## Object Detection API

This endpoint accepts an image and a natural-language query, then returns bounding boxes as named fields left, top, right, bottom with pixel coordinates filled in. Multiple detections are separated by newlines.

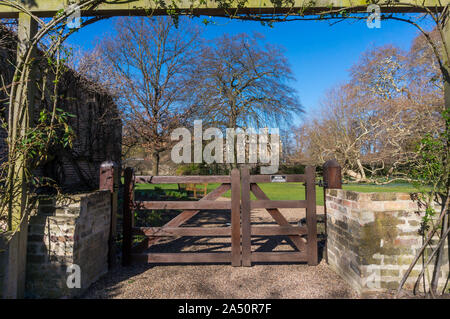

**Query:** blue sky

left=66, top=16, right=429, bottom=126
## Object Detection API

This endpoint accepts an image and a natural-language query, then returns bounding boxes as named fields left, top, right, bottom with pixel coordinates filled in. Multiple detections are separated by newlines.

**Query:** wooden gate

left=122, top=166, right=318, bottom=266
left=122, top=168, right=241, bottom=266
left=240, top=166, right=317, bottom=266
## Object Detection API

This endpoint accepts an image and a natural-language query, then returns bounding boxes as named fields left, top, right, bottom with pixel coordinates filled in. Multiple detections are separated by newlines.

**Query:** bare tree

left=191, top=32, right=302, bottom=131
left=80, top=17, right=201, bottom=175
left=292, top=39, right=443, bottom=183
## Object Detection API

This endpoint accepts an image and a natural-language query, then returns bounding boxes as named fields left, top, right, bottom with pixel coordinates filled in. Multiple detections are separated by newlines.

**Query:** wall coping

left=37, top=190, right=110, bottom=207
left=327, top=189, right=414, bottom=202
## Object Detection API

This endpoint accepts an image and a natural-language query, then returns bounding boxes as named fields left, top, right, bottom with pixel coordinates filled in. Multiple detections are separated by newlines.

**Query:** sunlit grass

left=133, top=181, right=419, bottom=206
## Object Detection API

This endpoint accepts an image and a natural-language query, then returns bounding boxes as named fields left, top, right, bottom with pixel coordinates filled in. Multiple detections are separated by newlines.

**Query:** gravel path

left=83, top=199, right=357, bottom=299
left=83, top=261, right=357, bottom=299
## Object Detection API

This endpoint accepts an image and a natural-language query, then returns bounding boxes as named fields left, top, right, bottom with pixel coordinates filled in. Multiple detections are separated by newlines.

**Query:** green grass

left=134, top=182, right=419, bottom=206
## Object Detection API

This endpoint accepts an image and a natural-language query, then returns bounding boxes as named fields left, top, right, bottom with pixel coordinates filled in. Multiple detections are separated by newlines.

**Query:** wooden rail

left=249, top=175, right=306, bottom=183
left=251, top=226, right=307, bottom=236
left=250, top=200, right=307, bottom=209
left=135, top=200, right=231, bottom=210
left=134, top=226, right=232, bottom=237
left=135, top=175, right=231, bottom=184
left=1, top=1, right=441, bottom=19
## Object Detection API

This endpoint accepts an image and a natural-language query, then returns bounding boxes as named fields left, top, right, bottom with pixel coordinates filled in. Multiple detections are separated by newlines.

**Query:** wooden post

left=443, top=11, right=450, bottom=114
left=241, top=166, right=251, bottom=267
left=122, top=167, right=134, bottom=266
left=231, top=168, right=241, bottom=266
left=305, top=166, right=318, bottom=266
left=322, top=159, right=342, bottom=264
left=7, top=13, right=37, bottom=230
left=99, top=161, right=119, bottom=268
left=323, top=159, right=342, bottom=189
left=7, top=13, right=38, bottom=298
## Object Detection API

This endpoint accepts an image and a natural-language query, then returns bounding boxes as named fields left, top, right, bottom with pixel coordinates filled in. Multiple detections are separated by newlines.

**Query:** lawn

left=134, top=182, right=418, bottom=206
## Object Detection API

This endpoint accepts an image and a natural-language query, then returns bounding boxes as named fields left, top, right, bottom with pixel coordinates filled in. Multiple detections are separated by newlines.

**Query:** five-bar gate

left=122, top=166, right=318, bottom=266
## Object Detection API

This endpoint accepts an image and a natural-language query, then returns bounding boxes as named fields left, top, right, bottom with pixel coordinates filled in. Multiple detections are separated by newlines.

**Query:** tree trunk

left=229, top=117, right=238, bottom=169
left=356, top=159, right=367, bottom=181
left=345, top=169, right=361, bottom=181
left=152, top=151, right=160, bottom=176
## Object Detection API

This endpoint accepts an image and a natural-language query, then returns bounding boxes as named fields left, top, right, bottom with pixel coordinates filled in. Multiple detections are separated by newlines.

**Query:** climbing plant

left=396, top=109, right=450, bottom=296
left=0, top=0, right=109, bottom=234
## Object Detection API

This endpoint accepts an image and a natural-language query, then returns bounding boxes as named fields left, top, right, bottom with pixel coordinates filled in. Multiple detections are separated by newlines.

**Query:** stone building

left=0, top=23, right=122, bottom=298
left=0, top=24, right=122, bottom=191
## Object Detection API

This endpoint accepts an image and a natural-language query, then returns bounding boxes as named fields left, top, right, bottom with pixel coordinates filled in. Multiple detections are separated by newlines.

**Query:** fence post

left=122, top=167, right=134, bottom=266
left=240, top=166, right=251, bottom=267
left=99, top=161, right=119, bottom=268
left=306, top=166, right=318, bottom=266
left=231, top=168, right=242, bottom=267
left=323, top=159, right=342, bottom=189
left=322, top=159, right=342, bottom=264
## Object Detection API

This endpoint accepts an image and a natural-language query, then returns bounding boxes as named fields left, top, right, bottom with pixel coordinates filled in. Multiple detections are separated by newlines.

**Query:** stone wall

left=25, top=191, right=111, bottom=298
left=326, top=189, right=449, bottom=294
left=0, top=228, right=28, bottom=299
left=0, top=24, right=122, bottom=191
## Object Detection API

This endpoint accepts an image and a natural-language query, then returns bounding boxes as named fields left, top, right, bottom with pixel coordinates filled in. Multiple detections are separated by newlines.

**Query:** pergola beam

left=0, top=0, right=447, bottom=18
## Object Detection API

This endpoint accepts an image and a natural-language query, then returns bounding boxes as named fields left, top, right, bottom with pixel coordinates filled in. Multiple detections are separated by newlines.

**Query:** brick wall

left=25, top=191, right=111, bottom=298
left=326, top=189, right=449, bottom=294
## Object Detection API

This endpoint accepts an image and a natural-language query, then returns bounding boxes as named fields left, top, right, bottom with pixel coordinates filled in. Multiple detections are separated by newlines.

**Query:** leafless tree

left=291, top=37, right=443, bottom=183
left=190, top=32, right=302, bottom=131
left=79, top=16, right=201, bottom=175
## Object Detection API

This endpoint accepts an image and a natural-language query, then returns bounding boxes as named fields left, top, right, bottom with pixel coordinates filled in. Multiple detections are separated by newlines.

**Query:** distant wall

left=26, top=191, right=111, bottom=298
left=326, top=189, right=449, bottom=294
left=124, top=149, right=176, bottom=175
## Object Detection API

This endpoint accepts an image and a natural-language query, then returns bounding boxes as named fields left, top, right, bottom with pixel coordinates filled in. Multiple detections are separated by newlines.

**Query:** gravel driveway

left=83, top=201, right=357, bottom=299
left=83, top=261, right=357, bottom=299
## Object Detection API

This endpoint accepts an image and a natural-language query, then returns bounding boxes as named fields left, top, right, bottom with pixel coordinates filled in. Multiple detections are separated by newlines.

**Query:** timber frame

left=0, top=1, right=449, bottom=18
